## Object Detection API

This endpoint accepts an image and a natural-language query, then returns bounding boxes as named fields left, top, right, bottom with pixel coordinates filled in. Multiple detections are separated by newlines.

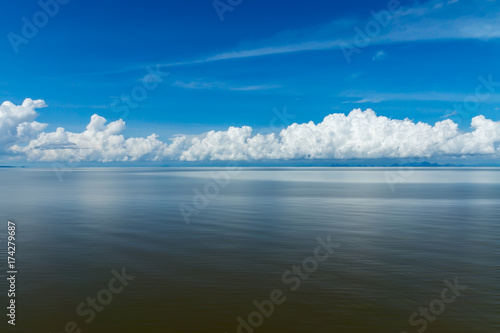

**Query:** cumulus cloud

left=0, top=98, right=48, bottom=154
left=4, top=99, right=500, bottom=162
left=11, top=113, right=168, bottom=162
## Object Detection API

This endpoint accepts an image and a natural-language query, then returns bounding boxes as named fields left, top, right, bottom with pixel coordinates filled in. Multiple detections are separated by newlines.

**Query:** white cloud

left=372, top=50, right=388, bottom=61
left=441, top=110, right=458, bottom=118
left=84, top=0, right=500, bottom=77
left=172, top=80, right=281, bottom=91
left=0, top=98, right=48, bottom=154
left=155, top=0, right=500, bottom=67
left=6, top=99, right=500, bottom=163
left=11, top=113, right=168, bottom=162
left=341, top=91, right=500, bottom=103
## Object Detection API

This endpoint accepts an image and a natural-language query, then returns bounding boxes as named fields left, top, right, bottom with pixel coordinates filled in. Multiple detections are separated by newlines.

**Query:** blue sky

left=1, top=0, right=500, bottom=165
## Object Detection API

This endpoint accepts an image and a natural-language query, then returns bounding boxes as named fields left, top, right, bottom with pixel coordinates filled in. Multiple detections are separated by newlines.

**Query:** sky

left=1, top=0, right=500, bottom=165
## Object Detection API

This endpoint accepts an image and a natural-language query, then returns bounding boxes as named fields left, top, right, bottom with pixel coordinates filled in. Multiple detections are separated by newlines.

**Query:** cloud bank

left=5, top=99, right=500, bottom=162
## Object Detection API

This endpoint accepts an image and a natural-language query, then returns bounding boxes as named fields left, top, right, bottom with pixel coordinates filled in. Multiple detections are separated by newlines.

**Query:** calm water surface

left=0, top=168, right=498, bottom=332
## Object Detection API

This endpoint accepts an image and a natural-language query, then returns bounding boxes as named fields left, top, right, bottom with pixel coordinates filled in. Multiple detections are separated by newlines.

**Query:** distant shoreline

left=2, top=166, right=500, bottom=169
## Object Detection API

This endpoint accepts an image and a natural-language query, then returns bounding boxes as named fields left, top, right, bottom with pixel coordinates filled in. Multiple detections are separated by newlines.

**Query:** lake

left=0, top=168, right=498, bottom=332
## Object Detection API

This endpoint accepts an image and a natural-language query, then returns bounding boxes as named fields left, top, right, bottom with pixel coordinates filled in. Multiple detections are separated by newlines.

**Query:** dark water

left=0, top=168, right=499, bottom=333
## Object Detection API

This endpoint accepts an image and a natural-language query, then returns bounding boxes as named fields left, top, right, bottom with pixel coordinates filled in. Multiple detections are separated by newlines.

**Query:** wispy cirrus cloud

left=82, top=0, right=500, bottom=78
left=341, top=91, right=500, bottom=103
left=172, top=80, right=281, bottom=91
left=48, top=103, right=108, bottom=109
left=372, top=50, right=388, bottom=61
left=156, top=0, right=500, bottom=68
